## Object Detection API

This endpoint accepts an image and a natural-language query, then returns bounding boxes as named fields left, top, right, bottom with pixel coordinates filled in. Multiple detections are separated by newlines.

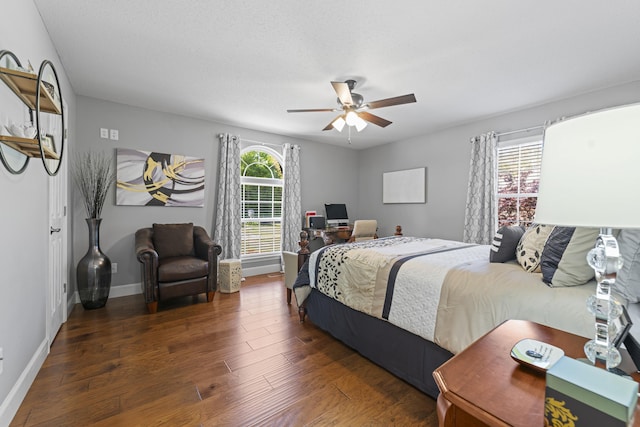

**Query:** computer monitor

left=325, top=203, right=349, bottom=227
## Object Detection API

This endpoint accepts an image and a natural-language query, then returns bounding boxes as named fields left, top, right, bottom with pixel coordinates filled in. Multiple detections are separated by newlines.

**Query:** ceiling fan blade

left=287, top=108, right=335, bottom=113
left=358, top=111, right=392, bottom=128
left=322, top=115, right=344, bottom=131
left=331, top=81, right=353, bottom=106
left=366, top=94, right=417, bottom=109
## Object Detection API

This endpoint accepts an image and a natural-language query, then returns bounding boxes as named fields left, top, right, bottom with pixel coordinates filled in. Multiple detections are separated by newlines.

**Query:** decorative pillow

left=616, top=229, right=640, bottom=302
left=490, top=225, right=525, bottom=263
left=540, top=227, right=600, bottom=287
left=516, top=224, right=555, bottom=272
left=152, top=223, right=194, bottom=258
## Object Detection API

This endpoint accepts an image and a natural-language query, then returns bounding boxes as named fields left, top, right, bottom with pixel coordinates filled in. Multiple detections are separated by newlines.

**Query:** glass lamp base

left=584, top=339, right=622, bottom=369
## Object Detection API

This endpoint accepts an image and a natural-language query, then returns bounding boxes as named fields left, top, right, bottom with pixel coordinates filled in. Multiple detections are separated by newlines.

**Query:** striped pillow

left=490, top=226, right=525, bottom=263
left=540, top=227, right=599, bottom=287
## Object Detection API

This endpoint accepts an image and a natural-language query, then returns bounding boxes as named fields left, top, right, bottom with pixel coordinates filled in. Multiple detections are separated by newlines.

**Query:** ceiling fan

left=287, top=79, right=417, bottom=133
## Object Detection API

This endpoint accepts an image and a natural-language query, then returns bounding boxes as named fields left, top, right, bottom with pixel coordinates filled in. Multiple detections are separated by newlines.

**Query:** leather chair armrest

left=135, top=227, right=158, bottom=304
left=135, top=228, right=158, bottom=261
left=193, top=226, right=222, bottom=293
left=193, top=226, right=222, bottom=260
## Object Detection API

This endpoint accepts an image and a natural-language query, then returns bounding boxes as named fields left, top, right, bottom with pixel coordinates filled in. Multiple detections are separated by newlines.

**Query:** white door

left=46, top=102, right=68, bottom=346
left=47, top=150, right=67, bottom=344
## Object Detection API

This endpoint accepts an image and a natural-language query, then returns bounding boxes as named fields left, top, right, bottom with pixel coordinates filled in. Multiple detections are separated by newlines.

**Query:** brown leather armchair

left=135, top=223, right=222, bottom=313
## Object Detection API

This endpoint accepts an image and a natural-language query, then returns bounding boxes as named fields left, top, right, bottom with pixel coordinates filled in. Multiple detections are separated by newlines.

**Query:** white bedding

left=305, top=236, right=596, bottom=354
left=387, top=243, right=488, bottom=343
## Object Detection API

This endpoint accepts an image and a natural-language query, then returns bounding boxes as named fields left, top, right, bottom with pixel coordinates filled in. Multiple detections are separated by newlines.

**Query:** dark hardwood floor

left=11, top=273, right=439, bottom=426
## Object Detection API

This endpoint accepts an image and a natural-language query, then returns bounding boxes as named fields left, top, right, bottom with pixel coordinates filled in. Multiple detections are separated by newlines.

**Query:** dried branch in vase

left=73, top=152, right=115, bottom=219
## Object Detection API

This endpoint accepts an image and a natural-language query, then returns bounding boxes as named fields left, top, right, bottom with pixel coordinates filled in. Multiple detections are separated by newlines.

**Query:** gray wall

left=73, top=96, right=359, bottom=291
left=0, top=0, right=77, bottom=423
left=358, top=81, right=640, bottom=240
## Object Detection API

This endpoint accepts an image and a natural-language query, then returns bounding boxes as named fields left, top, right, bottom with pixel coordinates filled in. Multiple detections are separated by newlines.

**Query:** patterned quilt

left=306, top=236, right=488, bottom=344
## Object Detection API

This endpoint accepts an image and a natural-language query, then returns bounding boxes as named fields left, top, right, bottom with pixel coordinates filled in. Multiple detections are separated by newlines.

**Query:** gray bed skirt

left=304, top=288, right=453, bottom=399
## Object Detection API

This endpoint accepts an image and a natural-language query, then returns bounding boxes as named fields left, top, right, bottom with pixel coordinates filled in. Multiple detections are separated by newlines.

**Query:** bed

left=293, top=232, right=600, bottom=398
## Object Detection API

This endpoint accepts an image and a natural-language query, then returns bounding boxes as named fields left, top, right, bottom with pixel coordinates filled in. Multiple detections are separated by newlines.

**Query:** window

left=497, top=137, right=543, bottom=228
left=240, top=147, right=283, bottom=257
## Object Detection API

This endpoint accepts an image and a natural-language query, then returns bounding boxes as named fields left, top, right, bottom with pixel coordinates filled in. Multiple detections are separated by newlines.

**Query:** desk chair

left=282, top=251, right=299, bottom=304
left=348, top=220, right=378, bottom=242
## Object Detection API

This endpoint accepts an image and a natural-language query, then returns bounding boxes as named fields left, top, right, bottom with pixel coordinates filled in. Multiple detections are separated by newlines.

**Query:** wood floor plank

left=11, top=273, right=439, bottom=426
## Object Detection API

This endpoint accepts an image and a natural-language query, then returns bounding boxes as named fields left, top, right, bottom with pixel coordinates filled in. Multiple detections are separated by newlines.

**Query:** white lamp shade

left=332, top=116, right=346, bottom=132
left=535, top=103, right=640, bottom=228
left=354, top=115, right=368, bottom=132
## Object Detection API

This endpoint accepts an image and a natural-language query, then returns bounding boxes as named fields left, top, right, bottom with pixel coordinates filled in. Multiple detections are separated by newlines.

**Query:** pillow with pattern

left=516, top=224, right=555, bottom=272
left=490, top=225, right=526, bottom=263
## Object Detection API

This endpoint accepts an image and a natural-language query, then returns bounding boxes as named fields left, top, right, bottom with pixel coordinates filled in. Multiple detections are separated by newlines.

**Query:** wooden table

left=433, top=319, right=640, bottom=427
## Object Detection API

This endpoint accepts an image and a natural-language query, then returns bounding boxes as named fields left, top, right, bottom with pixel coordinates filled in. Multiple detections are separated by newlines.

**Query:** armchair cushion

left=153, top=222, right=194, bottom=258
left=158, top=256, right=209, bottom=282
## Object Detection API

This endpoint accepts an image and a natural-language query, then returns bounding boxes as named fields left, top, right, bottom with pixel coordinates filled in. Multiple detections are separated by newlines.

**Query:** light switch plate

left=109, top=129, right=119, bottom=140
left=100, top=128, right=109, bottom=139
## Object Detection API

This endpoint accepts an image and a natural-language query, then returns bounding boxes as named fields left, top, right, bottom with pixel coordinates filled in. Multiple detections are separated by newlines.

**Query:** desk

left=307, top=226, right=353, bottom=245
left=433, top=320, right=640, bottom=427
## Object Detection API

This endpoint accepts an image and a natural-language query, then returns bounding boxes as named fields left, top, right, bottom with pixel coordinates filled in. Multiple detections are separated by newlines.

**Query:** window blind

left=497, top=140, right=543, bottom=227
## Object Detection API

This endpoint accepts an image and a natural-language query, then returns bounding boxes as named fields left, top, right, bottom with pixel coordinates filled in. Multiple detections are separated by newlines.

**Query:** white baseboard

left=73, top=263, right=283, bottom=303
left=241, top=264, right=281, bottom=277
left=0, top=339, right=48, bottom=427
left=109, top=282, right=142, bottom=298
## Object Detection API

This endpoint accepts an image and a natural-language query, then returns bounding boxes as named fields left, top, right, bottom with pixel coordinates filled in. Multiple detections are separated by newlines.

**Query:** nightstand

left=433, top=319, right=640, bottom=427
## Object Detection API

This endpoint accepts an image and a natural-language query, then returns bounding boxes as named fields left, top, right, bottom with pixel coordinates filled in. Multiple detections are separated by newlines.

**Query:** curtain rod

left=496, top=125, right=545, bottom=138
left=217, top=134, right=288, bottom=149
left=241, top=138, right=285, bottom=148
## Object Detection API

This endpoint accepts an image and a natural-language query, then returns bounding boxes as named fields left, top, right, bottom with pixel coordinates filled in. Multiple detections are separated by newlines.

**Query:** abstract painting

left=116, top=148, right=205, bottom=207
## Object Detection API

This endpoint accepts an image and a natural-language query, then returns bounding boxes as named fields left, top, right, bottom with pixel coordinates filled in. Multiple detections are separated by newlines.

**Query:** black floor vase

left=77, top=218, right=111, bottom=309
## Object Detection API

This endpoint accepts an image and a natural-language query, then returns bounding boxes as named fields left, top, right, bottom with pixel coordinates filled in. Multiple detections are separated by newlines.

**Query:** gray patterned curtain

left=214, top=134, right=241, bottom=259
left=281, top=143, right=301, bottom=252
left=463, top=132, right=497, bottom=244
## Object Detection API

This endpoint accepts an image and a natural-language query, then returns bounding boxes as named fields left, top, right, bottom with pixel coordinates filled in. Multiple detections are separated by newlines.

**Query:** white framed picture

left=383, top=167, right=426, bottom=204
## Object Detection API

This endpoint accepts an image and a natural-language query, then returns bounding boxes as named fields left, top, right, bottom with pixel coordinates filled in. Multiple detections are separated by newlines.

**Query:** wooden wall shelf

left=0, top=66, right=61, bottom=115
left=0, top=50, right=65, bottom=175
left=0, top=135, right=59, bottom=159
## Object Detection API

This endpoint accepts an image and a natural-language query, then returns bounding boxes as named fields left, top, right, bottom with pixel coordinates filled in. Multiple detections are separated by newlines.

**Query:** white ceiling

left=33, top=1, right=640, bottom=149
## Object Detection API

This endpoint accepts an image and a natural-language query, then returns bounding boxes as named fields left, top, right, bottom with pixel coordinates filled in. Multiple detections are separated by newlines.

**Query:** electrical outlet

left=111, top=263, right=118, bottom=274
left=109, top=129, right=119, bottom=140
left=100, top=128, right=109, bottom=139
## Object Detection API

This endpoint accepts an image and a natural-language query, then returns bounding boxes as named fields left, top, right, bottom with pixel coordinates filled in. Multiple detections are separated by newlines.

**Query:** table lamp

left=535, top=103, right=640, bottom=370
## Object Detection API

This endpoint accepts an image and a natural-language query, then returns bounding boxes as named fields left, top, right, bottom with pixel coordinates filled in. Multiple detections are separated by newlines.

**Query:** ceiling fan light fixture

left=354, top=115, right=368, bottom=132
left=345, top=110, right=359, bottom=126
left=287, top=79, right=416, bottom=133
left=332, top=116, right=346, bottom=132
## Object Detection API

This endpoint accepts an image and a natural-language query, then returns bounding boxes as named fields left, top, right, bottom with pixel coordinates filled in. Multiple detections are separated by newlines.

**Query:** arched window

left=240, top=146, right=283, bottom=257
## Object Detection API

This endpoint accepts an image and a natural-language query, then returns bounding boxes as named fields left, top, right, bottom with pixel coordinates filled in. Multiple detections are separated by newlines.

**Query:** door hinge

left=64, top=206, right=67, bottom=216
left=64, top=283, right=67, bottom=293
